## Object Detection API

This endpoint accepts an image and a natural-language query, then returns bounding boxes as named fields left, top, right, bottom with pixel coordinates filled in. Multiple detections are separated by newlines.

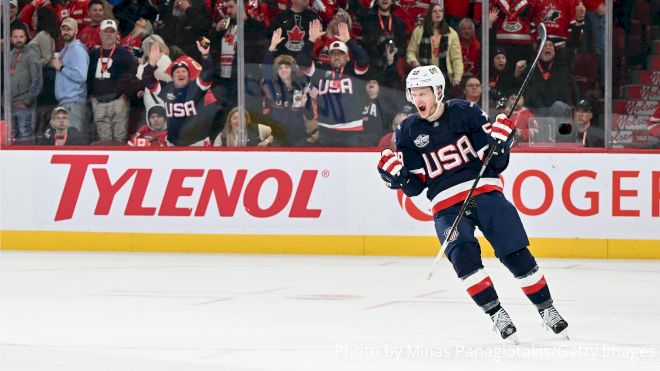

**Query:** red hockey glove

left=378, top=149, right=406, bottom=189
left=491, top=113, right=516, bottom=143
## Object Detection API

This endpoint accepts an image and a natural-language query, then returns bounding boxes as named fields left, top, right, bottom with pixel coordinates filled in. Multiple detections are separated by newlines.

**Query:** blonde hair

left=221, top=107, right=253, bottom=147
left=141, top=34, right=170, bottom=58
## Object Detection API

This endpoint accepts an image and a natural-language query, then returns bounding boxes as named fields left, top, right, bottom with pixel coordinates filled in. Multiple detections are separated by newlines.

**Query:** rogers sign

left=395, top=170, right=660, bottom=220
left=51, top=154, right=322, bottom=221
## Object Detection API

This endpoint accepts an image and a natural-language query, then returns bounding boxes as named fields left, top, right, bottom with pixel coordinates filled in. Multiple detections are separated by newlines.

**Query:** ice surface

left=2, top=251, right=659, bottom=370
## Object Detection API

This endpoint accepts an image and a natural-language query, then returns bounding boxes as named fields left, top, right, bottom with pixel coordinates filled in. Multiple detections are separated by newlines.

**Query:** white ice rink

left=1, top=251, right=659, bottom=371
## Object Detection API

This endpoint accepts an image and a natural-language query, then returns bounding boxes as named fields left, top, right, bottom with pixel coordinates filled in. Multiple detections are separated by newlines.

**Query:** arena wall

left=1, top=149, right=658, bottom=258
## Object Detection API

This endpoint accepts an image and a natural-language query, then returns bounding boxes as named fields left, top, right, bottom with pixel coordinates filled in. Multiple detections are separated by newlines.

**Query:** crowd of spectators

left=0, top=0, right=623, bottom=148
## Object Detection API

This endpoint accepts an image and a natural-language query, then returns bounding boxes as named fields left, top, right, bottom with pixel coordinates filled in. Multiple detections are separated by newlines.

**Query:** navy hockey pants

left=433, top=191, right=530, bottom=276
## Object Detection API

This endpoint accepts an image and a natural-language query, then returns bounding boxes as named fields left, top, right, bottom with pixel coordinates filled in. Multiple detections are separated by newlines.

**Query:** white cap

left=328, top=41, right=348, bottom=54
left=9, top=0, right=18, bottom=6
left=100, top=19, right=118, bottom=31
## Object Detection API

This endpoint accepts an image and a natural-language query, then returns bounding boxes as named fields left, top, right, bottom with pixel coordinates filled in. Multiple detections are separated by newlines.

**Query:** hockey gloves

left=378, top=149, right=408, bottom=189
left=490, top=113, right=516, bottom=152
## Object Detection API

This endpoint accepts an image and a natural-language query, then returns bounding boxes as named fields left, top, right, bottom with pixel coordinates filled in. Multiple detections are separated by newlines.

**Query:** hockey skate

left=540, top=305, right=569, bottom=340
left=490, top=307, right=518, bottom=344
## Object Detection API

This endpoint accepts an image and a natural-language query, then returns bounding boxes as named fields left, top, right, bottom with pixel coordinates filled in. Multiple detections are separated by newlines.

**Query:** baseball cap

left=100, top=19, right=118, bottom=31
left=575, top=99, right=592, bottom=112
left=60, top=17, right=78, bottom=32
left=50, top=106, right=68, bottom=119
left=9, top=0, right=18, bottom=7
left=329, top=41, right=348, bottom=54
left=169, top=60, right=189, bottom=75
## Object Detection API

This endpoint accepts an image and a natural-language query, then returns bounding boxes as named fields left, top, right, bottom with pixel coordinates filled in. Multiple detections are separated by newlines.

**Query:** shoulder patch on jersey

left=167, top=93, right=176, bottom=100
left=414, top=134, right=430, bottom=148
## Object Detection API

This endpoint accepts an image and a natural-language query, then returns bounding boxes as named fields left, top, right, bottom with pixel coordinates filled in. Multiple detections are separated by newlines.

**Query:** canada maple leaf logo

left=287, top=25, right=305, bottom=43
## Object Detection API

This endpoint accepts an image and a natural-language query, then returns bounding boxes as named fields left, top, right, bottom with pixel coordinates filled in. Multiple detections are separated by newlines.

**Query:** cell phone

left=388, top=40, right=395, bottom=53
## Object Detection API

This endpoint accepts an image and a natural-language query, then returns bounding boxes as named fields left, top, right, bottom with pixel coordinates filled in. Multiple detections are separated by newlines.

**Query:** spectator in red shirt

left=18, top=0, right=66, bottom=36
left=78, top=0, right=106, bottom=50
left=506, top=90, right=538, bottom=144
left=444, top=0, right=472, bottom=31
left=119, top=17, right=152, bottom=57
left=458, top=17, right=480, bottom=78
left=65, top=0, right=92, bottom=31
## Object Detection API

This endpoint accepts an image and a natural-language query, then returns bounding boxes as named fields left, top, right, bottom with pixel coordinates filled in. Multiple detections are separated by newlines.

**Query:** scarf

left=418, top=29, right=449, bottom=77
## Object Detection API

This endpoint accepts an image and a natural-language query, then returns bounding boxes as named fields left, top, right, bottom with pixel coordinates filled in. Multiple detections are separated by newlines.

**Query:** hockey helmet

left=405, top=65, right=446, bottom=103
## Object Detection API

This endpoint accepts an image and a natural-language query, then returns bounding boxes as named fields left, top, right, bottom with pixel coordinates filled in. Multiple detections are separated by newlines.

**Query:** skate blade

left=558, top=329, right=569, bottom=340
left=506, top=334, right=519, bottom=345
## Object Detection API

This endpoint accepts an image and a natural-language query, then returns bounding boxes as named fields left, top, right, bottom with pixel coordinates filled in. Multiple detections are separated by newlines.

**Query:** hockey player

left=377, top=65, right=568, bottom=341
left=142, top=38, right=222, bottom=146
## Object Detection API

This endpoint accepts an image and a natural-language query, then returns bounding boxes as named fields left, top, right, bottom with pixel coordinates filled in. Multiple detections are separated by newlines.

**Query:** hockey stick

left=426, top=24, right=548, bottom=280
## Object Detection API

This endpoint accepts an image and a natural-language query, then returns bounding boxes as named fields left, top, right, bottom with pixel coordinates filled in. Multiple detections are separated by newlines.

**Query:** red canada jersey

left=67, top=0, right=91, bottom=31
left=19, top=2, right=67, bottom=35
left=533, top=0, right=579, bottom=47
left=120, top=33, right=144, bottom=54
left=79, top=24, right=101, bottom=50
left=394, top=0, right=432, bottom=34
left=128, top=125, right=168, bottom=147
left=493, top=0, right=536, bottom=45
left=211, top=0, right=272, bottom=27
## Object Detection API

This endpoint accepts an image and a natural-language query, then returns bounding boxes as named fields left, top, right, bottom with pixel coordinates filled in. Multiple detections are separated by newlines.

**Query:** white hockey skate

left=491, top=307, right=519, bottom=345
left=540, top=305, right=569, bottom=340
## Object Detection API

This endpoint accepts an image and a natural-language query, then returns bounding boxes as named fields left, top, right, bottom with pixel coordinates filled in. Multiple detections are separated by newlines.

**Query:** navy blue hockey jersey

left=396, top=99, right=511, bottom=214
left=143, top=57, right=214, bottom=145
left=303, top=40, right=369, bottom=131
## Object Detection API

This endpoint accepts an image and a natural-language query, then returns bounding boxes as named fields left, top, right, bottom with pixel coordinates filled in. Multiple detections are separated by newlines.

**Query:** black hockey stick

left=426, top=24, right=548, bottom=280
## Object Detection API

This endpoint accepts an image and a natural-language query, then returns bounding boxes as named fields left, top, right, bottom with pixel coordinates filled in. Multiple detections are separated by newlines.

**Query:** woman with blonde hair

left=136, top=34, right=172, bottom=110
left=214, top=107, right=274, bottom=147
left=407, top=3, right=463, bottom=89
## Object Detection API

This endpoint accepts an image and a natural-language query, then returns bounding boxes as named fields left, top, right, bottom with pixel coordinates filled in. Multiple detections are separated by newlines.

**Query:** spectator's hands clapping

left=270, top=28, right=285, bottom=52
left=488, top=7, right=500, bottom=28
left=148, top=42, right=163, bottom=66
left=514, top=60, right=527, bottom=78
left=308, top=19, right=325, bottom=43
left=576, top=1, right=586, bottom=21
left=336, top=22, right=351, bottom=43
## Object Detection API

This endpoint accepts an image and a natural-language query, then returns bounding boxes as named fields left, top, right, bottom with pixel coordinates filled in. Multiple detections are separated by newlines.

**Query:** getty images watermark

left=335, top=344, right=658, bottom=362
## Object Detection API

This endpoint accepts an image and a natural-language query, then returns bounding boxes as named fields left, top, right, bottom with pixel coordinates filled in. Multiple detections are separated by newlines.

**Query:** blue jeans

left=12, top=107, right=36, bottom=143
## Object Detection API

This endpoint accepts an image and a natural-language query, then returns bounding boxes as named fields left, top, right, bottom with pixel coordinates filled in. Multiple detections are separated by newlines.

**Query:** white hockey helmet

left=405, top=65, right=446, bottom=103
